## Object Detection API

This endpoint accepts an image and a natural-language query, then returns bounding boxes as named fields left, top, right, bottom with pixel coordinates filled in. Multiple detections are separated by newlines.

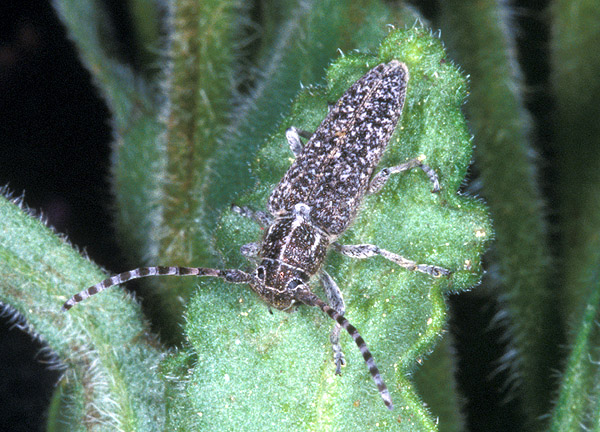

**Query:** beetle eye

left=287, top=279, right=303, bottom=290
left=255, top=266, right=266, bottom=280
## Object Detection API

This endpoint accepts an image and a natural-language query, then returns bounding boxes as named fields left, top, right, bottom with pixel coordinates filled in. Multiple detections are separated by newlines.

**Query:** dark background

left=0, top=1, right=549, bottom=430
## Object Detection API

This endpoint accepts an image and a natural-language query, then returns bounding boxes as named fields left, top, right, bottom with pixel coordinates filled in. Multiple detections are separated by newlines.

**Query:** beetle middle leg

left=231, top=126, right=312, bottom=226
left=333, top=243, right=449, bottom=277
left=231, top=204, right=273, bottom=227
left=285, top=127, right=313, bottom=157
left=368, top=157, right=440, bottom=195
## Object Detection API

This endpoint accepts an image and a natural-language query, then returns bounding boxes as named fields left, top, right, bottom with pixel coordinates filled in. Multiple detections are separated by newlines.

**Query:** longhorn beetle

left=62, top=60, right=450, bottom=410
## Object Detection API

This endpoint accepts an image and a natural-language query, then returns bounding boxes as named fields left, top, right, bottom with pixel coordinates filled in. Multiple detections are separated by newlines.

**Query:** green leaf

left=438, top=0, right=555, bottom=423
left=0, top=194, right=165, bottom=431
left=550, top=0, right=600, bottom=334
left=167, top=27, right=490, bottom=431
left=549, top=281, right=600, bottom=431
left=548, top=2, right=600, bottom=430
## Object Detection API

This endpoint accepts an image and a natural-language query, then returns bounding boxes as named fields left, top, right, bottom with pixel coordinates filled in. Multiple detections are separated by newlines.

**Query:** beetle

left=62, top=60, right=449, bottom=410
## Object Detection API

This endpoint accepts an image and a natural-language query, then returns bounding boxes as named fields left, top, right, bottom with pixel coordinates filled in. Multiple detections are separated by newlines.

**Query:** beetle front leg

left=239, top=241, right=261, bottom=259
left=320, top=270, right=346, bottom=374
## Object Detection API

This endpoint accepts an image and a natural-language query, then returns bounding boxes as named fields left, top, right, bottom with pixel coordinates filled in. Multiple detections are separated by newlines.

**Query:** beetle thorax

left=253, top=203, right=332, bottom=309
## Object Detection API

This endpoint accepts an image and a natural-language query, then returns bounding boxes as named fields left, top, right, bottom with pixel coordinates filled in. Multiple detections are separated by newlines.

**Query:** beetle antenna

left=295, top=290, right=393, bottom=410
left=61, top=266, right=254, bottom=311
